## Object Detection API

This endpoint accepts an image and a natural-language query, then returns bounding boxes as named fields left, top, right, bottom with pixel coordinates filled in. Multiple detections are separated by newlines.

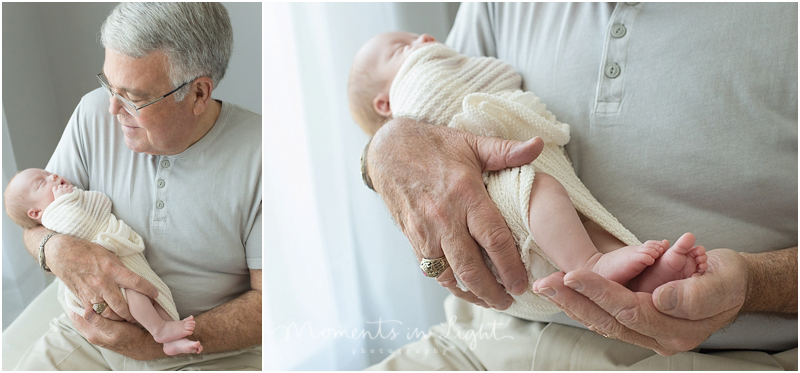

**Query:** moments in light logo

left=269, top=315, right=514, bottom=354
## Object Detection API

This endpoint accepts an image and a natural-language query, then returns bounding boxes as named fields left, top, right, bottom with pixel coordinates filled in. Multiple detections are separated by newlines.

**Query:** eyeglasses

left=97, top=73, right=196, bottom=117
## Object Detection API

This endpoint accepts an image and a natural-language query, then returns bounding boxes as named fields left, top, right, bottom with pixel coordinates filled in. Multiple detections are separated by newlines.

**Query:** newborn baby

left=4, top=168, right=202, bottom=356
left=348, top=32, right=708, bottom=317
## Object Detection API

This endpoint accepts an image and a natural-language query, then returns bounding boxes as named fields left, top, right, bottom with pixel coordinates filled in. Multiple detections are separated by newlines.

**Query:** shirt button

left=605, top=63, right=621, bottom=79
left=160, top=159, right=171, bottom=168
left=156, top=201, right=165, bottom=209
left=611, top=24, right=627, bottom=38
left=157, top=179, right=166, bottom=188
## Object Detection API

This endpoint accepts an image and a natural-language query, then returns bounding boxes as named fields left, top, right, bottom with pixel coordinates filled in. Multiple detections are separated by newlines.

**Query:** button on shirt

left=448, top=2, right=797, bottom=351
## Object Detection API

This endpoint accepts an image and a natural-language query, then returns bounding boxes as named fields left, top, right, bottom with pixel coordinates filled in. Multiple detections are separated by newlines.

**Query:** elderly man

left=15, top=3, right=261, bottom=370
left=366, top=2, right=796, bottom=370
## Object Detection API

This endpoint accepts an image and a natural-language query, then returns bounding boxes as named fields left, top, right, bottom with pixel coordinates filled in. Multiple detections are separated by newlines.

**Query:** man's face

left=102, top=49, right=196, bottom=155
left=359, top=31, right=437, bottom=90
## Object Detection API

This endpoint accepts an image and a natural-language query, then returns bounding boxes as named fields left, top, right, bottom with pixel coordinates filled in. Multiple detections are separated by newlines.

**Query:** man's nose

left=108, top=94, right=124, bottom=116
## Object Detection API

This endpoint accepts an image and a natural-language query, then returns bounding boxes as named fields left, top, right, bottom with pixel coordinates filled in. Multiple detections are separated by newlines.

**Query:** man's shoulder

left=220, top=101, right=261, bottom=126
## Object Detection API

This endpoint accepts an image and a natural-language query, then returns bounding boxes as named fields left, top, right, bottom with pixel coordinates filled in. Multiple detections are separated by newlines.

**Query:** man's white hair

left=100, top=2, right=233, bottom=101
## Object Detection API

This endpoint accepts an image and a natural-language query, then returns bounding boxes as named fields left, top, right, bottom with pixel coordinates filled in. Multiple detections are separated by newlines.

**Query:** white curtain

left=2, top=110, right=52, bottom=331
left=264, top=2, right=458, bottom=370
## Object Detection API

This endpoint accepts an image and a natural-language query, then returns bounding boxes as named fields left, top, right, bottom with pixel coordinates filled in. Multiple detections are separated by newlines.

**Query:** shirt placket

left=593, top=2, right=642, bottom=115
left=152, top=156, right=171, bottom=229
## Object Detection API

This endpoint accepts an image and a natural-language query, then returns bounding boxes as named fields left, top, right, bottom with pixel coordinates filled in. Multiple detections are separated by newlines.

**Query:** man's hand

left=368, top=118, right=544, bottom=309
left=25, top=228, right=159, bottom=322
left=531, top=248, right=796, bottom=356
left=70, top=310, right=166, bottom=360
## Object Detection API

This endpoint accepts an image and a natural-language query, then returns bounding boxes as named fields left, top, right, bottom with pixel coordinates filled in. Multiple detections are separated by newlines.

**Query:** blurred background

left=2, top=2, right=261, bottom=330
left=264, top=2, right=461, bottom=370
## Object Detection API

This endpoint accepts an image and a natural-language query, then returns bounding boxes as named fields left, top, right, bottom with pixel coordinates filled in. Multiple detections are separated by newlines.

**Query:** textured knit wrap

left=391, top=43, right=641, bottom=319
left=41, top=189, right=179, bottom=321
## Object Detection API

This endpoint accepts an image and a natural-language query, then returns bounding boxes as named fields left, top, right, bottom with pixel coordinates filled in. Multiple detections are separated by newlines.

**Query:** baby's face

left=358, top=31, right=437, bottom=89
left=12, top=168, right=72, bottom=213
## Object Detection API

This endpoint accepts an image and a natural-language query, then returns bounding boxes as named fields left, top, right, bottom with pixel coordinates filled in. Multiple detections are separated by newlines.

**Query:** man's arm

left=71, top=269, right=262, bottom=360
left=368, top=117, right=543, bottom=309
left=23, top=225, right=158, bottom=322
left=531, top=247, right=797, bottom=356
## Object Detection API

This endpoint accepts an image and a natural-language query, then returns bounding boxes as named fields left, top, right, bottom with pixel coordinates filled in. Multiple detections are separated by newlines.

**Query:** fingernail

left=538, top=287, right=555, bottom=297
left=658, top=286, right=677, bottom=310
left=565, top=279, right=583, bottom=292
left=511, top=279, right=527, bottom=295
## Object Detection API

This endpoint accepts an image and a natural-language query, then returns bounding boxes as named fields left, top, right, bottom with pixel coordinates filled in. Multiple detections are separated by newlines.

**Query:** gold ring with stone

left=92, top=301, right=108, bottom=314
left=420, top=256, right=449, bottom=278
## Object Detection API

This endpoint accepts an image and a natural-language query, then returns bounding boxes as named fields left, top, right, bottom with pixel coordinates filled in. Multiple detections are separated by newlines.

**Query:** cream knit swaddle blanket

left=41, top=189, right=180, bottom=321
left=391, top=43, right=641, bottom=319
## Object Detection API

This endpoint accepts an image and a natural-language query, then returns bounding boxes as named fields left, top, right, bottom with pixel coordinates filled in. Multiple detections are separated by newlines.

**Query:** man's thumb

left=474, top=136, right=544, bottom=172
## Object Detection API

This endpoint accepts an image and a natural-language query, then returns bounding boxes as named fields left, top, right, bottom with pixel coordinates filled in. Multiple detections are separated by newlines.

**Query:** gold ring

left=92, top=301, right=108, bottom=314
left=420, top=256, right=449, bottom=278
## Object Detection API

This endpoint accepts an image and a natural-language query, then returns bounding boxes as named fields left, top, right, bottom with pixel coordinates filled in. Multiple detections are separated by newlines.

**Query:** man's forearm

left=23, top=225, right=55, bottom=260
left=190, top=289, right=262, bottom=354
left=741, top=247, right=797, bottom=314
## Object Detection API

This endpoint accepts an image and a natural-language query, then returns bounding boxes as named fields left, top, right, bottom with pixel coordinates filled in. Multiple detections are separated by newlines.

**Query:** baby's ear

left=27, top=208, right=42, bottom=220
left=373, top=93, right=392, bottom=118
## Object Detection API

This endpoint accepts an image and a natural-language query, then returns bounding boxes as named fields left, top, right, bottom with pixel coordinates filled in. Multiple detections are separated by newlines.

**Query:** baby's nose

left=417, top=34, right=436, bottom=44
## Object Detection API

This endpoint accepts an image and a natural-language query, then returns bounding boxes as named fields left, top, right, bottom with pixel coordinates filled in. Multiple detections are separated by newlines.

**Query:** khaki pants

left=368, top=296, right=797, bottom=370
left=14, top=313, right=261, bottom=370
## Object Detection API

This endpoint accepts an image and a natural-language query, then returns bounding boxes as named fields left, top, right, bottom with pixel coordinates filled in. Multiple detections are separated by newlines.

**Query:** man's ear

left=27, top=208, right=41, bottom=220
left=190, top=76, right=215, bottom=116
left=373, top=92, right=392, bottom=118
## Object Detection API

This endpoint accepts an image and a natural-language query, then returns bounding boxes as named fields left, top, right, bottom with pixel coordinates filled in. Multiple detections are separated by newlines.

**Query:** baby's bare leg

left=528, top=172, right=664, bottom=285
left=125, top=289, right=195, bottom=343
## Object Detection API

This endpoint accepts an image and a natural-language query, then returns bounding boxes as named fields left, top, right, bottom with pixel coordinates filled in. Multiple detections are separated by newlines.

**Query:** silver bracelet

left=38, top=232, right=57, bottom=273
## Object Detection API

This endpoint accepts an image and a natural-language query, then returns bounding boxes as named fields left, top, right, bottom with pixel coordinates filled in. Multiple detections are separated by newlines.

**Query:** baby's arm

left=52, top=184, right=74, bottom=199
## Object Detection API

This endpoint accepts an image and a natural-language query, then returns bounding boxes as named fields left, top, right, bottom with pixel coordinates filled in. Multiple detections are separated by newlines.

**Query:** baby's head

left=347, top=31, right=437, bottom=135
left=4, top=168, right=73, bottom=229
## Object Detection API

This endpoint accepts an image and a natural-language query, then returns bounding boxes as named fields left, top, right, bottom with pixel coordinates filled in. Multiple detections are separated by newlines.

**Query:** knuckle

left=615, top=306, right=641, bottom=325
left=480, top=225, right=514, bottom=253
left=456, top=263, right=487, bottom=286
left=437, top=275, right=457, bottom=288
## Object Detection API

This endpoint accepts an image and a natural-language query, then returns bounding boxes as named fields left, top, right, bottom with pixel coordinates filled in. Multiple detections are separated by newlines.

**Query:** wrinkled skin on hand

left=368, top=118, right=544, bottom=309
left=532, top=249, right=748, bottom=355
left=70, top=309, right=162, bottom=360
left=47, top=234, right=159, bottom=322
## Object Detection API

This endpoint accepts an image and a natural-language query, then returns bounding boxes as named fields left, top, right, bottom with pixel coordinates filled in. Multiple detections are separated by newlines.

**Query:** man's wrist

left=740, top=248, right=798, bottom=314
left=38, top=231, right=58, bottom=273
left=360, top=137, right=375, bottom=191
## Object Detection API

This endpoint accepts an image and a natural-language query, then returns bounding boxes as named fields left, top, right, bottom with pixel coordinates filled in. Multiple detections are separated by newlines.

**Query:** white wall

left=2, top=2, right=261, bottom=171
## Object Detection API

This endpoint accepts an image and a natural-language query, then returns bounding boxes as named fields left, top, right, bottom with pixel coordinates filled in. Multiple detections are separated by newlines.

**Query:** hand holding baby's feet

left=628, top=233, right=708, bottom=293
left=52, top=184, right=73, bottom=198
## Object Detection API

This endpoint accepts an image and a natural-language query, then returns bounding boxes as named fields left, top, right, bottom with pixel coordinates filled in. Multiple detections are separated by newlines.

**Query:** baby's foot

left=152, top=315, right=196, bottom=343
left=587, top=240, right=669, bottom=285
left=628, top=233, right=708, bottom=293
left=163, top=338, right=203, bottom=356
